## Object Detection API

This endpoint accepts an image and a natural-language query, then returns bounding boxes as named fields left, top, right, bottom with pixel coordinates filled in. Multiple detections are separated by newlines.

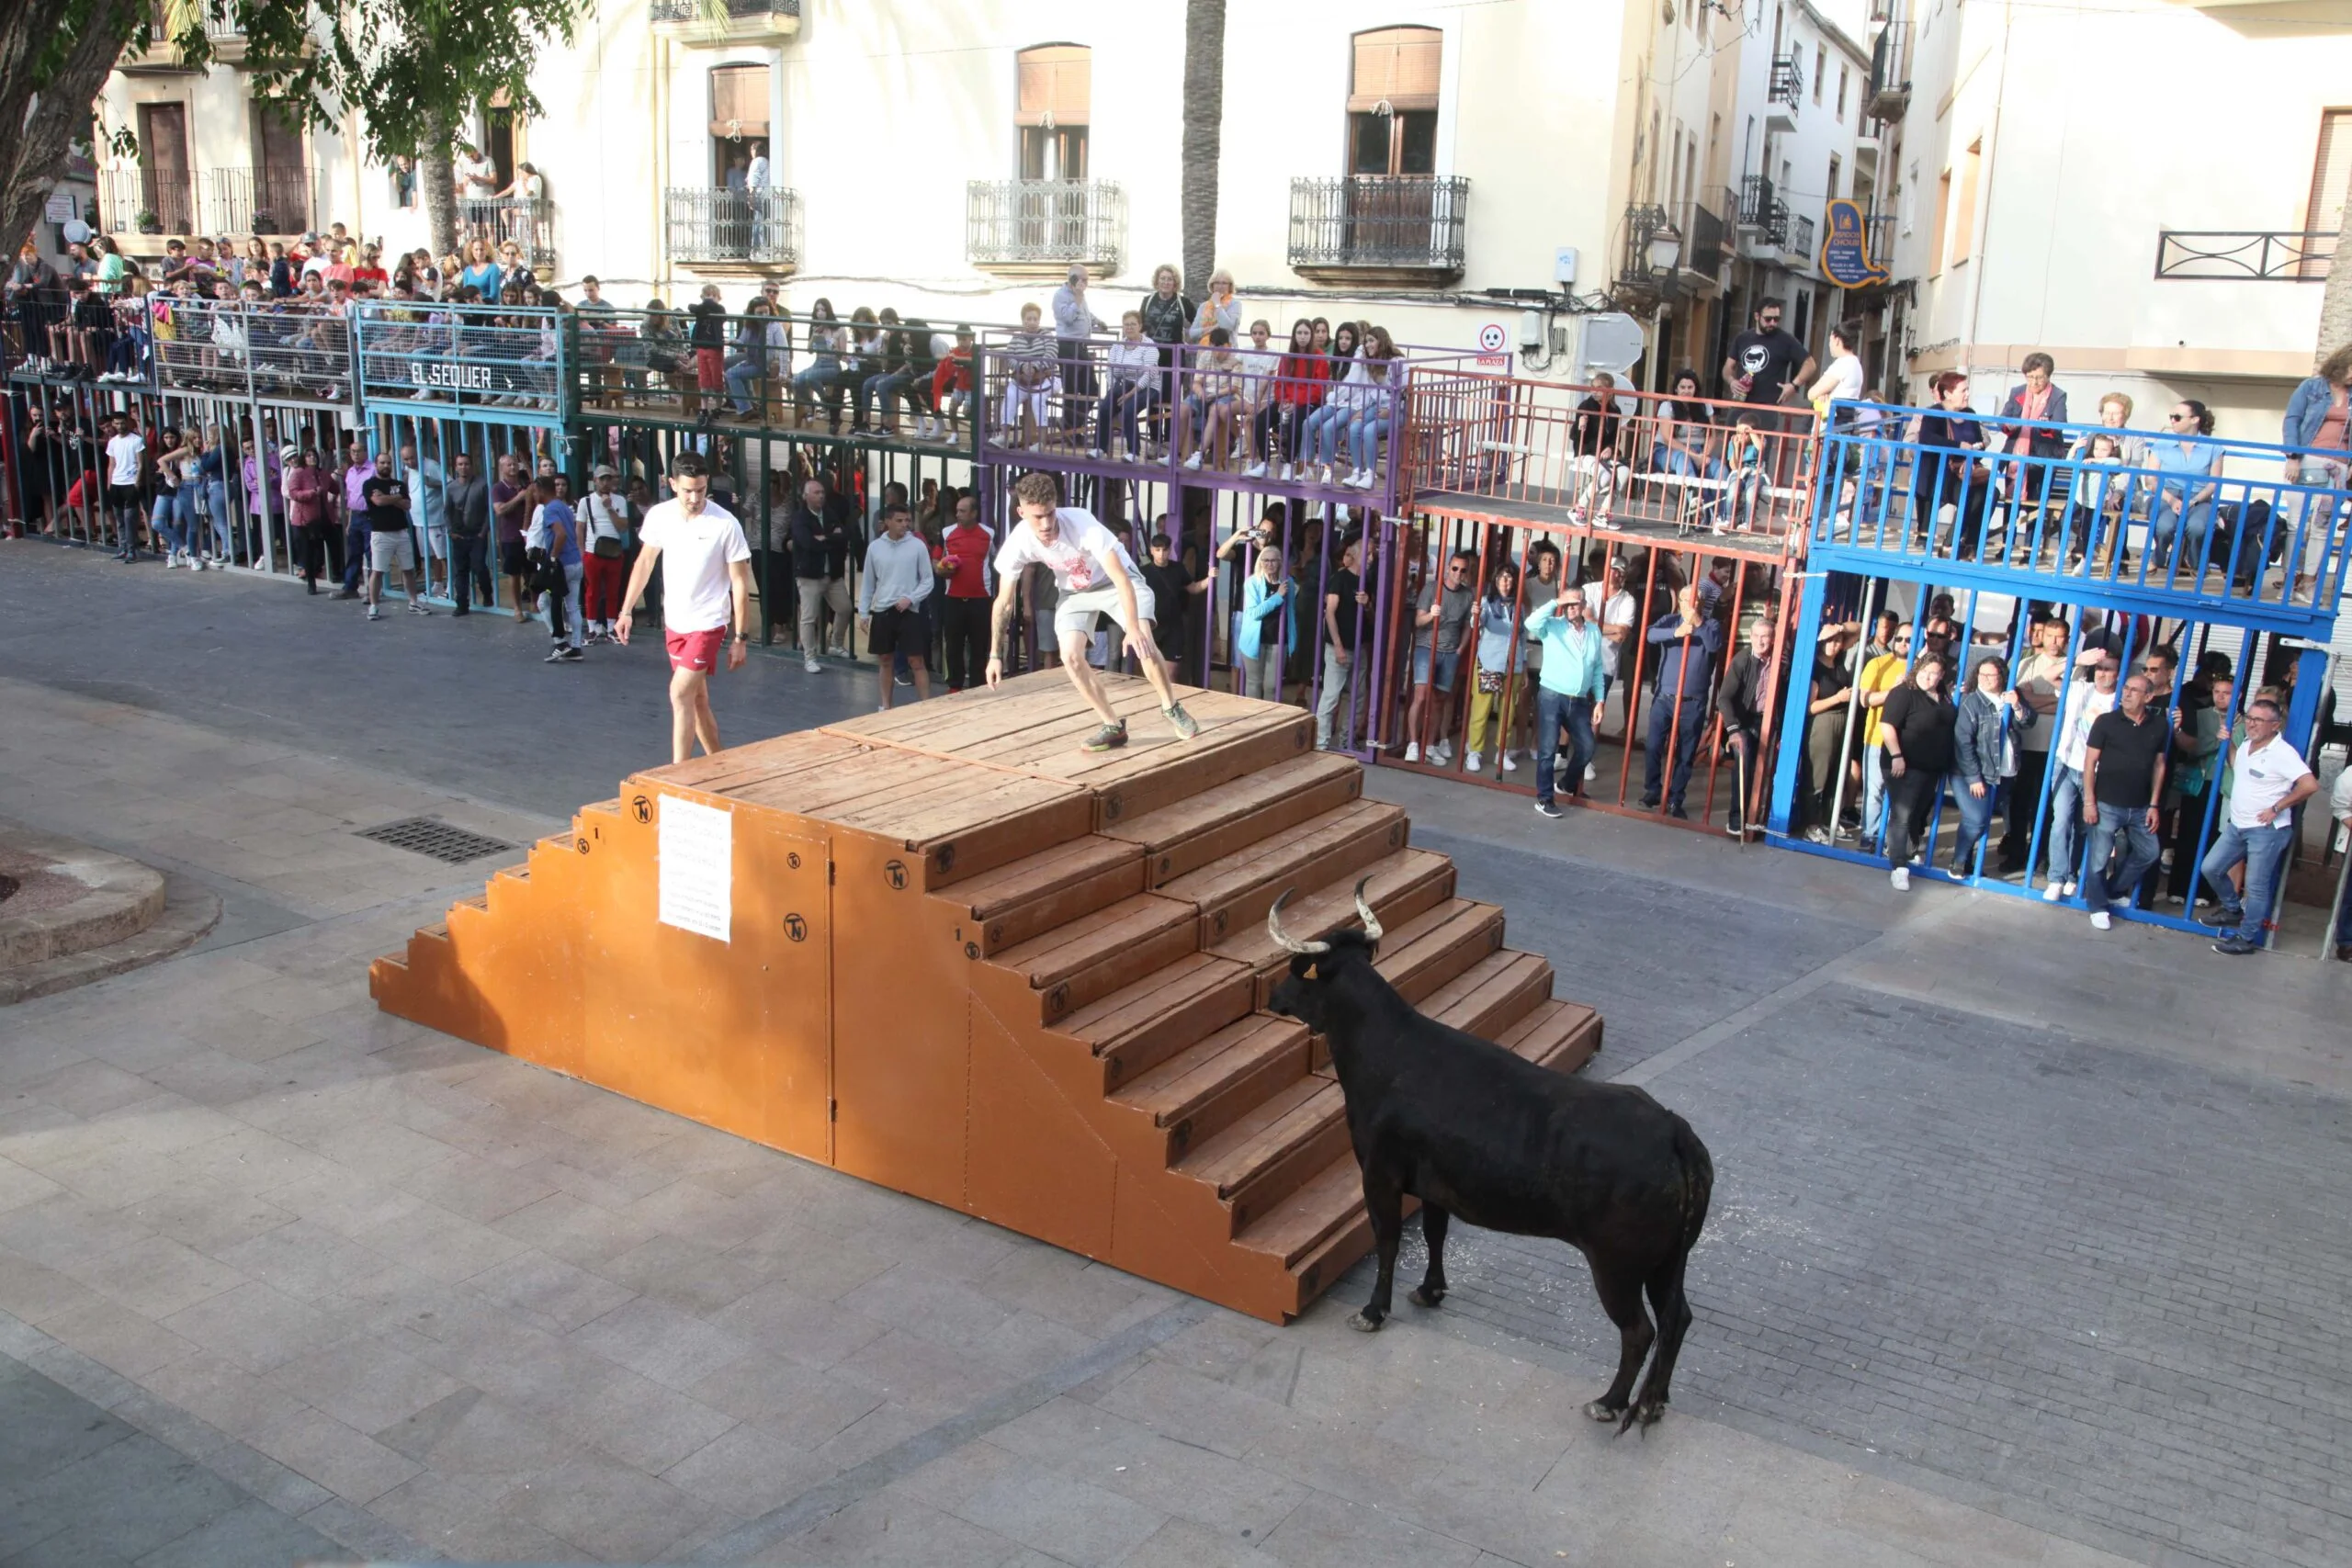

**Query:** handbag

left=1476, top=668, right=1505, bottom=696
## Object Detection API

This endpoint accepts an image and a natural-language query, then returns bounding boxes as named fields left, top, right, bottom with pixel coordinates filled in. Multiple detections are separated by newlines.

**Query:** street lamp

left=1646, top=220, right=1683, bottom=276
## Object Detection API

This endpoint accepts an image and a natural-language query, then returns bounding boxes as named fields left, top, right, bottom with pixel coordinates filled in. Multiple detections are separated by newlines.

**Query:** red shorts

left=665, top=626, right=725, bottom=672
left=695, top=347, right=725, bottom=391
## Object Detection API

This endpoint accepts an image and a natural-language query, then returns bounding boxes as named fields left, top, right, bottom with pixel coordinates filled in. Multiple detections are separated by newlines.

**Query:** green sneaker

left=1163, top=702, right=1199, bottom=740
left=1082, top=720, right=1129, bottom=753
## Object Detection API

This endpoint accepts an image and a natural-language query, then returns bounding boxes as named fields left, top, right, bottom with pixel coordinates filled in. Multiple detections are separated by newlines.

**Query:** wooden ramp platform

left=368, top=673, right=1602, bottom=1322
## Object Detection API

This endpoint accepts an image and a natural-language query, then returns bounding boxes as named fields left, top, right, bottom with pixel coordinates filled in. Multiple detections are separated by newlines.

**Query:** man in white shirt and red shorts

left=615, top=452, right=754, bottom=763
left=985, top=471, right=1198, bottom=751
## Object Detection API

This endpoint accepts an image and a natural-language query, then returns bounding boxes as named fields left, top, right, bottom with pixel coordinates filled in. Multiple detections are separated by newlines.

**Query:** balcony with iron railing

left=1866, top=18, right=1912, bottom=121
left=1767, top=52, right=1804, bottom=127
left=121, top=6, right=246, bottom=71
left=1737, top=174, right=1776, bottom=229
left=197, top=166, right=311, bottom=235
left=2155, top=231, right=2338, bottom=282
left=667, top=187, right=801, bottom=270
left=966, top=179, right=1124, bottom=276
left=1863, top=211, right=1896, bottom=266
left=1287, top=175, right=1469, bottom=284
left=649, top=0, right=800, bottom=43
left=97, top=166, right=193, bottom=236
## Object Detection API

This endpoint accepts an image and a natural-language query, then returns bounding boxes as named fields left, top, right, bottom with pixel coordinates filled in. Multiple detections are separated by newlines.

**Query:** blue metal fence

left=353, top=301, right=569, bottom=426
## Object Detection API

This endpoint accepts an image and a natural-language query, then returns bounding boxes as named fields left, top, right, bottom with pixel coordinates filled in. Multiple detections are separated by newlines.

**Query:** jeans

left=1653, top=444, right=1724, bottom=481
left=1533, top=690, right=1596, bottom=804
left=2081, top=803, right=2160, bottom=912
left=1862, top=744, right=1888, bottom=844
left=1951, top=781, right=1999, bottom=873
left=540, top=559, right=583, bottom=647
left=1349, top=413, right=1390, bottom=474
left=1644, top=692, right=1707, bottom=811
left=1242, top=641, right=1283, bottom=700
left=342, top=516, right=368, bottom=592
left=2199, top=819, right=2295, bottom=938
left=204, top=481, right=232, bottom=558
left=1098, top=383, right=1159, bottom=453
left=858, top=369, right=912, bottom=428
left=2044, top=762, right=2086, bottom=885
left=152, top=492, right=189, bottom=554
left=1884, top=766, right=1943, bottom=868
left=2151, top=499, right=2217, bottom=573
left=791, top=363, right=841, bottom=421
left=1315, top=647, right=1359, bottom=749
left=724, top=356, right=769, bottom=414
left=446, top=531, right=492, bottom=611
left=1305, top=405, right=1349, bottom=467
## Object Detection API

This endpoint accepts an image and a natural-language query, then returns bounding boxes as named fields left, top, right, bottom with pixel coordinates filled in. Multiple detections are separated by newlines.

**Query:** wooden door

left=138, top=103, right=193, bottom=233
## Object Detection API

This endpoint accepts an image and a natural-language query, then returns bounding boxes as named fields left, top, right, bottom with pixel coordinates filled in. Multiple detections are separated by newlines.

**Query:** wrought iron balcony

left=97, top=166, right=193, bottom=236
left=1863, top=211, right=1895, bottom=265
left=667, top=186, right=801, bottom=269
left=649, top=0, right=800, bottom=42
left=1866, top=20, right=1912, bottom=121
left=1738, top=175, right=1776, bottom=229
left=1686, top=199, right=1729, bottom=283
left=457, top=197, right=555, bottom=268
left=966, top=179, right=1124, bottom=274
left=2154, top=231, right=2337, bottom=282
left=1768, top=52, right=1804, bottom=126
left=1287, top=175, right=1469, bottom=282
left=196, top=166, right=311, bottom=235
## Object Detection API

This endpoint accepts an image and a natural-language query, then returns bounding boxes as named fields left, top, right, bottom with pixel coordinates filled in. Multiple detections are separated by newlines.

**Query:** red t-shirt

left=933, top=522, right=994, bottom=599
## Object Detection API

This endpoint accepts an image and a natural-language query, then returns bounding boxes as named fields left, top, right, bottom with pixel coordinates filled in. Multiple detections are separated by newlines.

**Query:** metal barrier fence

left=666, top=187, right=801, bottom=268
left=1814, top=398, right=2352, bottom=620
left=150, top=296, right=359, bottom=409
left=1769, top=570, right=2340, bottom=948
left=458, top=197, right=555, bottom=267
left=1407, top=372, right=1823, bottom=543
left=1366, top=514, right=1795, bottom=832
left=353, top=301, right=568, bottom=425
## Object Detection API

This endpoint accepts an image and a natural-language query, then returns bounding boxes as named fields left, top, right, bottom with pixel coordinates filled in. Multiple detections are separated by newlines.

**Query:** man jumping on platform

left=986, top=470, right=1199, bottom=751
left=615, top=452, right=754, bottom=763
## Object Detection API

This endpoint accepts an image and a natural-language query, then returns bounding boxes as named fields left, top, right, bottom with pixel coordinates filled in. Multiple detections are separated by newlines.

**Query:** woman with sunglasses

left=2148, top=400, right=2222, bottom=581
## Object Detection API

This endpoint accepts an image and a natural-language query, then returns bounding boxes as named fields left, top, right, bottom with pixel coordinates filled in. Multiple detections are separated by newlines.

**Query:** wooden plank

left=1107, top=752, right=1363, bottom=885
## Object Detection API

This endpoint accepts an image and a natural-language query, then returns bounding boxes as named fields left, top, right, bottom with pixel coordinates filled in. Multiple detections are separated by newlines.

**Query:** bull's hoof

left=1348, top=1310, right=1385, bottom=1333
left=1617, top=1399, right=1667, bottom=1437
left=1582, top=1399, right=1623, bottom=1423
left=1408, top=1285, right=1446, bottom=1309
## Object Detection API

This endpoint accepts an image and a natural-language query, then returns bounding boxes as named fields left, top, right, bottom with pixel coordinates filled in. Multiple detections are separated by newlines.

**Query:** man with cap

left=577, top=463, right=634, bottom=642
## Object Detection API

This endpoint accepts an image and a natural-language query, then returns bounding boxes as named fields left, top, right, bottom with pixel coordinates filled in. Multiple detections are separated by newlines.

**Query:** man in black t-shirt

left=2078, top=671, right=2167, bottom=929
left=1316, top=535, right=1370, bottom=750
left=1142, top=534, right=1203, bottom=670
left=1721, top=298, right=1815, bottom=412
left=361, top=468, right=430, bottom=622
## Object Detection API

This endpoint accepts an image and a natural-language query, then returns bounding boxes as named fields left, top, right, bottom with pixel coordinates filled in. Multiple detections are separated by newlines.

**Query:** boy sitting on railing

left=1001, top=304, right=1059, bottom=450
left=933, top=325, right=976, bottom=442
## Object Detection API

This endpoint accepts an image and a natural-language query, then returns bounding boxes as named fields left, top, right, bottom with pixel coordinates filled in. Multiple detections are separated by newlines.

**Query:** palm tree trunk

left=1179, top=0, right=1226, bottom=294
left=420, top=112, right=458, bottom=262
left=2316, top=163, right=2352, bottom=367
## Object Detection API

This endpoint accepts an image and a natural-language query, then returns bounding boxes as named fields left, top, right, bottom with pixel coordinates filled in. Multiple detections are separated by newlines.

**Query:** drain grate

left=356, top=817, right=514, bottom=864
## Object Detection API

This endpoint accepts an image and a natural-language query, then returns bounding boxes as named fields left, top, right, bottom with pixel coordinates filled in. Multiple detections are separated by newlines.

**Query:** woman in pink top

left=1994, top=352, right=2070, bottom=556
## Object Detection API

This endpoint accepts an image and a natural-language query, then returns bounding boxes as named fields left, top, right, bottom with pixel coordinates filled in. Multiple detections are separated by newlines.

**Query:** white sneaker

left=1279, top=463, right=1295, bottom=482
left=1584, top=762, right=1597, bottom=782
left=1319, top=465, right=1336, bottom=487
left=2089, top=910, right=2111, bottom=931
left=162, top=553, right=178, bottom=570
left=804, top=656, right=821, bottom=673
left=1466, top=752, right=1483, bottom=773
left=1499, top=750, right=1518, bottom=773
left=1088, top=449, right=1106, bottom=460
left=2061, top=880, right=2078, bottom=897
left=1243, top=462, right=1268, bottom=479
left=1403, top=742, right=1420, bottom=762
left=1183, top=452, right=1204, bottom=471
left=192, top=556, right=209, bottom=571
left=2042, top=882, right=2064, bottom=902
left=1890, top=866, right=1909, bottom=891
left=1431, top=742, right=1453, bottom=766
left=1351, top=470, right=1376, bottom=490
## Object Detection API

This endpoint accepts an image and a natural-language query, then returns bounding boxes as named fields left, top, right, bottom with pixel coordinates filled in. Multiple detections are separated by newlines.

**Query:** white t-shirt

left=2228, top=737, right=2312, bottom=830
left=993, top=506, right=1135, bottom=597
left=641, top=499, right=751, bottom=633
left=1582, top=581, right=1636, bottom=678
left=1820, top=352, right=1864, bottom=406
left=106, top=433, right=144, bottom=486
left=581, top=491, right=631, bottom=546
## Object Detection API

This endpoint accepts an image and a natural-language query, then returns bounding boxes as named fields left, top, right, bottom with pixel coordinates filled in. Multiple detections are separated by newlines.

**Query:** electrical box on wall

left=1554, top=247, right=1579, bottom=286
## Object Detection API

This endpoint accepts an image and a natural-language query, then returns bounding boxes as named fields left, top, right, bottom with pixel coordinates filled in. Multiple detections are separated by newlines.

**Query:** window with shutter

left=1015, top=45, right=1091, bottom=126
left=709, top=64, right=771, bottom=139
left=2306, top=109, right=2352, bottom=248
left=1345, top=26, right=1442, bottom=177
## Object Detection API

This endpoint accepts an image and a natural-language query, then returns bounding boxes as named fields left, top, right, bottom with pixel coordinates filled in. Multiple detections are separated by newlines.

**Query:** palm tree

left=420, top=110, right=458, bottom=262
left=1179, top=0, right=1225, bottom=294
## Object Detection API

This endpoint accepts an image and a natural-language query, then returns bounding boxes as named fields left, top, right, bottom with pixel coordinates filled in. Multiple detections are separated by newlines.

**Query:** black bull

left=1266, top=881, right=1713, bottom=1431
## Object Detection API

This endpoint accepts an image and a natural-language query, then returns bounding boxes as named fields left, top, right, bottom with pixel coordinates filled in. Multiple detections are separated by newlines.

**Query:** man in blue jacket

left=1641, top=584, right=1723, bottom=820
left=1523, top=578, right=1606, bottom=818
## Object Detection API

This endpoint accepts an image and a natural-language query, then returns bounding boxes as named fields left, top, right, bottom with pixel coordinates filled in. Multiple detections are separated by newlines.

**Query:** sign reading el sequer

left=406, top=361, right=498, bottom=390
left=1819, top=198, right=1889, bottom=288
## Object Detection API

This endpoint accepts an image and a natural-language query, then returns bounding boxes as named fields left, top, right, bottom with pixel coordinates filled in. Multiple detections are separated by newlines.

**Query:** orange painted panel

left=965, top=995, right=1118, bottom=1258
left=578, top=788, right=832, bottom=1164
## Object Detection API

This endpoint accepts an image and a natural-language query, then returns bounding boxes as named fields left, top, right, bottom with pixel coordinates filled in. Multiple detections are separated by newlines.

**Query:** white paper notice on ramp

left=658, top=796, right=733, bottom=942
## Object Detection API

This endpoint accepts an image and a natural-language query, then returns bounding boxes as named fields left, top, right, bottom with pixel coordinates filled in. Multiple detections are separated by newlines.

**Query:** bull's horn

left=1267, top=889, right=1331, bottom=955
left=1351, top=877, right=1383, bottom=942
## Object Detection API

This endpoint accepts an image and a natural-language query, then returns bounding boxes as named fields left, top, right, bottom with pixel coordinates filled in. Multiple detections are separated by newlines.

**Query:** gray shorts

left=1052, top=581, right=1157, bottom=645
left=368, top=530, right=416, bottom=572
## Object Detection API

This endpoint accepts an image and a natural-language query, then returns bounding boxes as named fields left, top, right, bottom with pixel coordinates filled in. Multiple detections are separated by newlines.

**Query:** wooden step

left=1058, top=953, right=1256, bottom=1093
left=1174, top=1077, right=1352, bottom=1237
left=931, top=836, right=1147, bottom=956
left=1210, top=848, right=1457, bottom=1009
left=989, top=893, right=1203, bottom=1026
left=1373, top=899, right=1508, bottom=1009
left=1109, top=1013, right=1313, bottom=1162
left=1159, top=800, right=1408, bottom=948
left=1492, top=998, right=1605, bottom=1076
left=1105, top=751, right=1363, bottom=886
left=1232, top=1152, right=1367, bottom=1270
left=1424, top=950, right=1555, bottom=1042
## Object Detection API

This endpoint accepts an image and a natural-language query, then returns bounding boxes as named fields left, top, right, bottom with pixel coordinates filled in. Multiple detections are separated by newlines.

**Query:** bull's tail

left=1671, top=1114, right=1714, bottom=1258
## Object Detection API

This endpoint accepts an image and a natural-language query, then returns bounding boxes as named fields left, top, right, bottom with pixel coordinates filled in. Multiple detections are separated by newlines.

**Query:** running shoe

left=1163, top=702, right=1199, bottom=740
left=1082, top=720, right=1129, bottom=753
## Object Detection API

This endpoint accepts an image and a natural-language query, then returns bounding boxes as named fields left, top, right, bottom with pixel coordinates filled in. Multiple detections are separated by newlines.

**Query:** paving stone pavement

left=3, top=546, right=2347, bottom=1567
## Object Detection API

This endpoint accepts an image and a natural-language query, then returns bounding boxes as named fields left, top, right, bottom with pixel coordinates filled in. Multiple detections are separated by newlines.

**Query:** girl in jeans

left=1095, top=311, right=1160, bottom=461
left=1303, top=323, right=1363, bottom=487
left=1951, top=655, right=2034, bottom=874
left=1343, top=353, right=1397, bottom=490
